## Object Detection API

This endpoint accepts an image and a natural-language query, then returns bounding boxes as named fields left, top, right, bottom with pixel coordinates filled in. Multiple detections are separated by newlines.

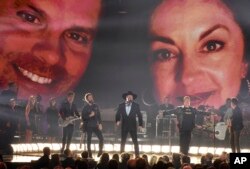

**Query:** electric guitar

left=58, top=116, right=81, bottom=127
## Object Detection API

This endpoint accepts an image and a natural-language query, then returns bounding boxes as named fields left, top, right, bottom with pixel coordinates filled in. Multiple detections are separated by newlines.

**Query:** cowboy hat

left=122, top=91, right=137, bottom=100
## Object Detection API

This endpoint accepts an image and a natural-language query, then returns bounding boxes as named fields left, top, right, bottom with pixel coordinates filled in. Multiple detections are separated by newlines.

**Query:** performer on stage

left=116, top=91, right=143, bottom=157
left=46, top=97, right=59, bottom=143
left=157, top=96, right=176, bottom=137
left=219, top=98, right=233, bottom=123
left=159, top=96, right=175, bottom=115
left=59, top=91, right=80, bottom=153
left=229, top=98, right=244, bottom=153
left=25, top=95, right=39, bottom=143
left=0, top=82, right=17, bottom=105
left=82, top=93, right=103, bottom=158
left=175, top=96, right=199, bottom=155
left=0, top=98, right=22, bottom=148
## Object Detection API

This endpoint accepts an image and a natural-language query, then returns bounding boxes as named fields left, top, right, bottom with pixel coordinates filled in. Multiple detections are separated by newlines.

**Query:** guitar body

left=58, top=116, right=80, bottom=127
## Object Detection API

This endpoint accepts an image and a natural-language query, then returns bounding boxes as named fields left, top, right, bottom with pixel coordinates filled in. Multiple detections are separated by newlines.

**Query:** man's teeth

left=18, top=67, right=52, bottom=84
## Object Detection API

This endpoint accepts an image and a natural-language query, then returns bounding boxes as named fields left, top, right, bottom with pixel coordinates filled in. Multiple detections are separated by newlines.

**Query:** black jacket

left=176, top=106, right=197, bottom=131
left=33, top=155, right=50, bottom=169
left=59, top=101, right=79, bottom=120
left=231, top=106, right=244, bottom=131
left=116, top=102, right=143, bottom=131
left=82, top=103, right=102, bottom=128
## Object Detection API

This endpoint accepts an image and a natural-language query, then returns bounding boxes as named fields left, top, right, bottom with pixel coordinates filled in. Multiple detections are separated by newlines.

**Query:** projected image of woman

left=149, top=0, right=250, bottom=108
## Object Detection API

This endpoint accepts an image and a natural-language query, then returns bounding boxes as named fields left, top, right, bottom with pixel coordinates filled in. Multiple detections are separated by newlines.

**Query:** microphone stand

left=212, top=113, right=216, bottom=155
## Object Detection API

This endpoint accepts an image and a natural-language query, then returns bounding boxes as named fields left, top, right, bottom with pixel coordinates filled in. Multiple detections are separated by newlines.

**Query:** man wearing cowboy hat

left=116, top=91, right=143, bottom=157
left=82, top=93, right=103, bottom=158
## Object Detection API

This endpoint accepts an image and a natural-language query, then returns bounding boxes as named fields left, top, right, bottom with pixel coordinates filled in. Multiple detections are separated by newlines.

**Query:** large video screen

left=0, top=0, right=250, bottom=111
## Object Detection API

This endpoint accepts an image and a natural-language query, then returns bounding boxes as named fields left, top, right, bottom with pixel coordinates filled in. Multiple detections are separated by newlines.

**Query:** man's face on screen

left=0, top=0, right=101, bottom=102
left=149, top=0, right=247, bottom=108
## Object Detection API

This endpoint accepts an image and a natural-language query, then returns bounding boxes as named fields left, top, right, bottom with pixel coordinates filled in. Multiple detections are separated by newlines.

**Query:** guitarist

left=59, top=91, right=80, bottom=153
left=82, top=93, right=103, bottom=158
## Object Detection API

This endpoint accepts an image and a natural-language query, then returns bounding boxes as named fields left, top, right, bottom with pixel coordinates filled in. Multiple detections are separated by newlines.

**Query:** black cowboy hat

left=122, top=91, right=137, bottom=100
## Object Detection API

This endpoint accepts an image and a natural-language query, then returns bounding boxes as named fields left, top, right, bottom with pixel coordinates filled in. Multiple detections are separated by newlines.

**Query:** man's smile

left=18, top=66, right=52, bottom=84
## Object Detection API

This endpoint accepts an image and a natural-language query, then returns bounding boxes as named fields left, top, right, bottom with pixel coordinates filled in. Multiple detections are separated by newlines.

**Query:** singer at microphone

left=116, top=91, right=143, bottom=157
left=82, top=93, right=103, bottom=158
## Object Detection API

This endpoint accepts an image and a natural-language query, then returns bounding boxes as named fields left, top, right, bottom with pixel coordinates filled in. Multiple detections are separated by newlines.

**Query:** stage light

left=224, top=148, right=231, bottom=153
left=189, top=146, right=199, bottom=155
left=198, top=147, right=208, bottom=154
left=241, top=149, right=250, bottom=153
left=51, top=143, right=61, bottom=151
left=26, top=144, right=33, bottom=152
left=21, top=143, right=28, bottom=152
left=76, top=143, right=85, bottom=151
left=41, top=143, right=53, bottom=151
left=207, top=147, right=215, bottom=154
left=15, top=144, right=21, bottom=153
left=161, top=145, right=170, bottom=153
left=104, top=144, right=113, bottom=152
left=18, top=144, right=24, bottom=152
left=114, top=144, right=120, bottom=152
left=95, top=144, right=99, bottom=151
left=141, top=145, right=151, bottom=153
left=11, top=144, right=18, bottom=153
left=31, top=143, right=39, bottom=152
left=151, top=145, right=161, bottom=153
left=70, top=144, right=77, bottom=151
left=215, top=148, right=225, bottom=155
left=171, top=146, right=180, bottom=153
left=190, top=156, right=200, bottom=164
left=125, top=144, right=133, bottom=152
left=37, top=143, right=45, bottom=151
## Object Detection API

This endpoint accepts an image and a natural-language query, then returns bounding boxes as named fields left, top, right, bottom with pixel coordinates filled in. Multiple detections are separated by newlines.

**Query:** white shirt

left=125, top=103, right=132, bottom=116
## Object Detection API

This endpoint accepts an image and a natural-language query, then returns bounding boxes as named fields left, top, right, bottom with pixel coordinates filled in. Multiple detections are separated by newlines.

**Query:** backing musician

left=229, top=98, right=243, bottom=153
left=156, top=96, right=175, bottom=137
left=82, top=93, right=103, bottom=158
left=59, top=91, right=80, bottom=153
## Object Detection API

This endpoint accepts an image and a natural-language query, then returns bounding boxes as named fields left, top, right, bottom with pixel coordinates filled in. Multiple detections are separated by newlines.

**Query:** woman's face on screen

left=149, top=0, right=248, bottom=108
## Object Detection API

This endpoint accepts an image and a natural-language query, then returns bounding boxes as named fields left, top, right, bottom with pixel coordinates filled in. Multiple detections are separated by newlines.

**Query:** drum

left=215, top=122, right=228, bottom=140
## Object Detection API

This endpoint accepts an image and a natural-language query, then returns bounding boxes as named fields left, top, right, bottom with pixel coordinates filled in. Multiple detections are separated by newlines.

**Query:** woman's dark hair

left=231, top=97, right=239, bottom=106
left=112, top=153, right=119, bottom=162
left=99, top=153, right=110, bottom=165
left=108, top=159, right=119, bottom=169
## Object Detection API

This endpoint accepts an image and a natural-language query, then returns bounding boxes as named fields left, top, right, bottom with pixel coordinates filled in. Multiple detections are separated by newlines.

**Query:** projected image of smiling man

left=0, top=0, right=101, bottom=102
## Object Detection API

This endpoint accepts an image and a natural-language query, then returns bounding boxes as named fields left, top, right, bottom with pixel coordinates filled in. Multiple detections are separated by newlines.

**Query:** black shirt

left=176, top=107, right=196, bottom=131
left=82, top=103, right=102, bottom=128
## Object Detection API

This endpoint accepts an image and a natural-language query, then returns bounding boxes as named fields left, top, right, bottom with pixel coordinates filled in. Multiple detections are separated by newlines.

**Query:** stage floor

left=6, top=141, right=250, bottom=163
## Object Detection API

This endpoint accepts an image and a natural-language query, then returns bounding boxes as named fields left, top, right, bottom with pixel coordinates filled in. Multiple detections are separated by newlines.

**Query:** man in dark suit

left=59, top=91, right=80, bottom=153
left=82, top=93, right=103, bottom=158
left=116, top=91, right=143, bottom=157
left=229, top=97, right=244, bottom=153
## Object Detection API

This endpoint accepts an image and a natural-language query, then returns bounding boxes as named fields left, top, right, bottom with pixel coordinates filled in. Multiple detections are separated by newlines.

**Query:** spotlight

left=189, top=146, right=199, bottom=155
left=171, top=146, right=180, bottom=153
left=141, top=145, right=151, bottom=153
left=161, top=145, right=170, bottom=153
left=198, top=147, right=208, bottom=155
left=151, top=145, right=161, bottom=153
